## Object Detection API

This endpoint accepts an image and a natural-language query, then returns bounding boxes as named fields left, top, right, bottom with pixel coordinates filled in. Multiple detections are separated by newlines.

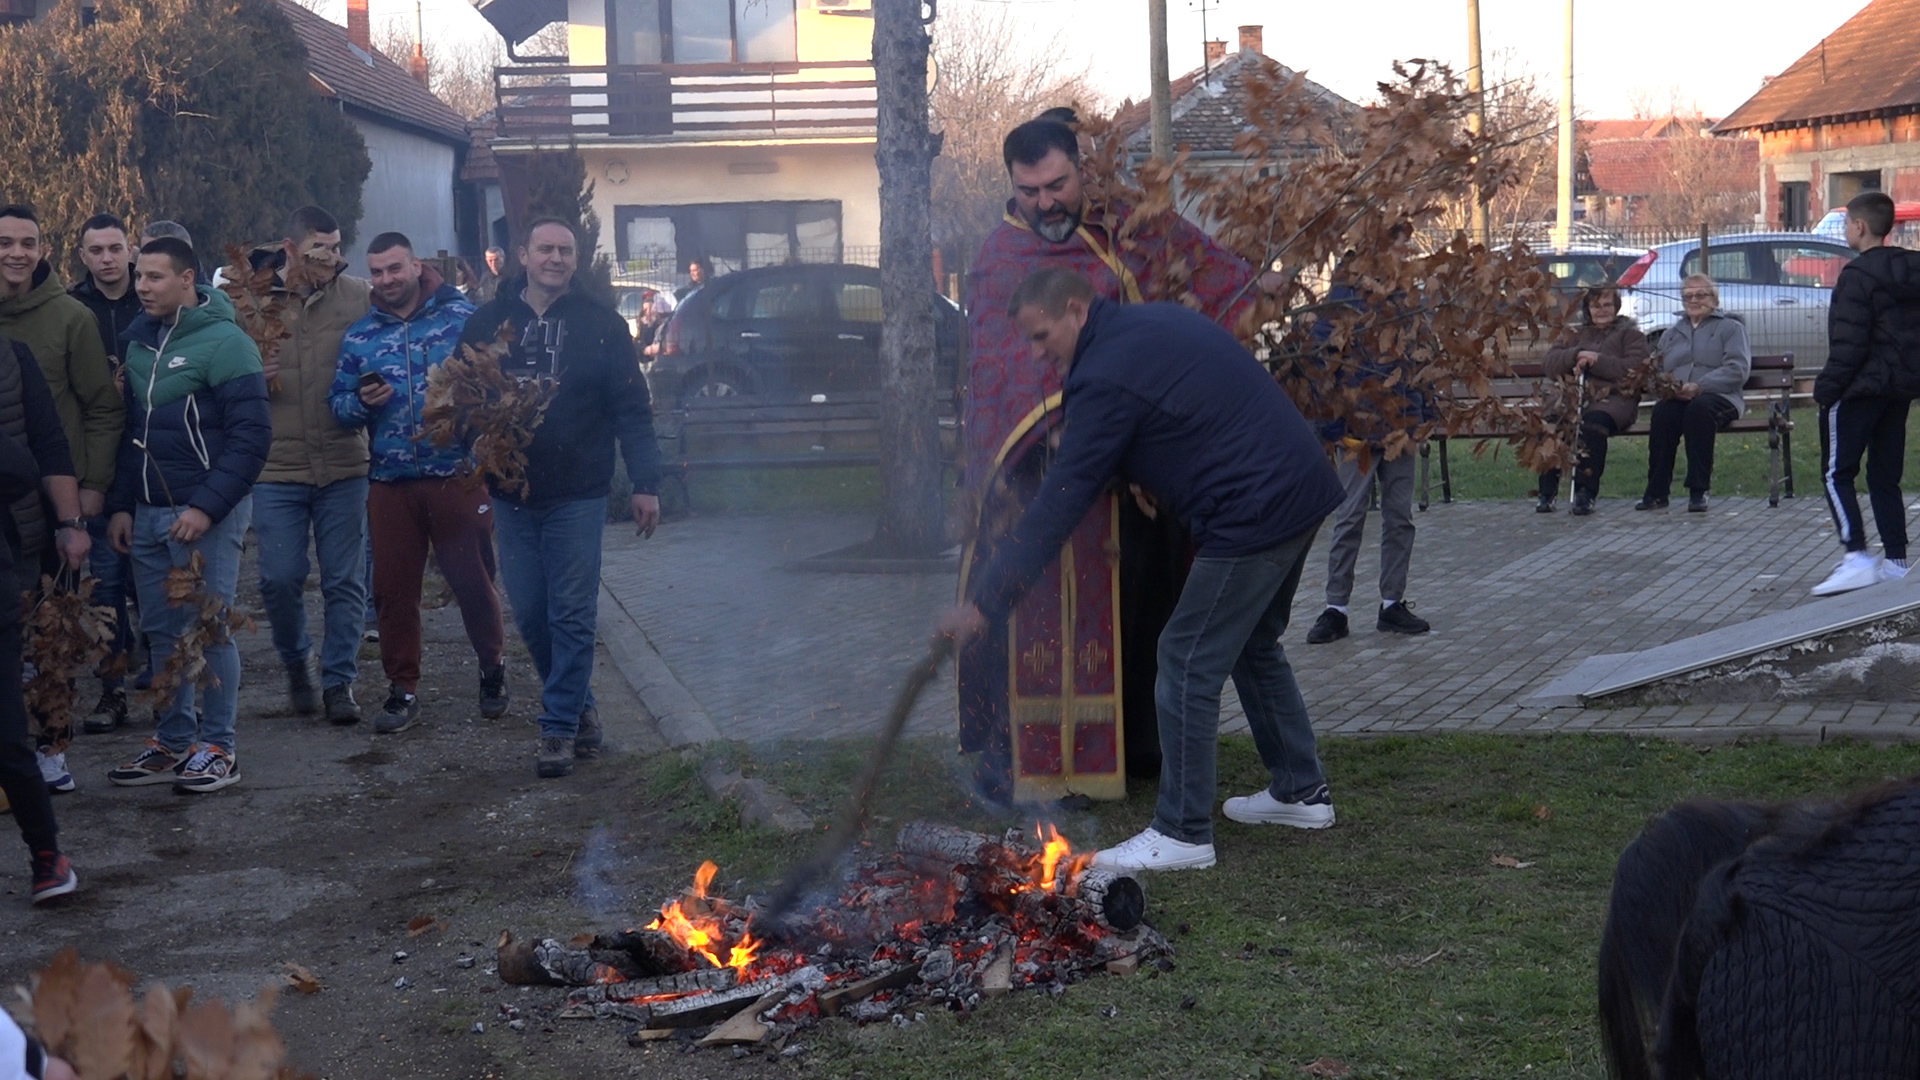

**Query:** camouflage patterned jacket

left=329, top=267, right=476, bottom=482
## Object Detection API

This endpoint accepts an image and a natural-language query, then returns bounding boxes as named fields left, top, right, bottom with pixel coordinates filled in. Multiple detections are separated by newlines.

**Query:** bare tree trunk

left=872, top=0, right=945, bottom=556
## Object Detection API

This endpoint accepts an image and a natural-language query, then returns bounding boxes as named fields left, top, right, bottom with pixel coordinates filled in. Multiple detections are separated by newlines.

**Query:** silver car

left=1619, top=233, right=1855, bottom=370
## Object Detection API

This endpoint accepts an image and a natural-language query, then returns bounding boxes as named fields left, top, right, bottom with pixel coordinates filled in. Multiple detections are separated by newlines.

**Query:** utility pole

left=871, top=0, right=944, bottom=555
left=1466, top=0, right=1489, bottom=246
left=1148, top=0, right=1173, bottom=160
left=1553, top=0, right=1574, bottom=250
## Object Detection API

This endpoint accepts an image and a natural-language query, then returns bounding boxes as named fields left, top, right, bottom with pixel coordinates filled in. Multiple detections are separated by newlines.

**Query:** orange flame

left=1015, top=824, right=1091, bottom=894
left=645, top=860, right=758, bottom=973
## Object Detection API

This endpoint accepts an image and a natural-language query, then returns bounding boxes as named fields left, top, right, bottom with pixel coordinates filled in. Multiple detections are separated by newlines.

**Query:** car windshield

left=1540, top=254, right=1637, bottom=288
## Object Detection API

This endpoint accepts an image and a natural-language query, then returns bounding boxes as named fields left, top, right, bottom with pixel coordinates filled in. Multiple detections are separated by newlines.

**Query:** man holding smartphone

left=331, top=233, right=507, bottom=733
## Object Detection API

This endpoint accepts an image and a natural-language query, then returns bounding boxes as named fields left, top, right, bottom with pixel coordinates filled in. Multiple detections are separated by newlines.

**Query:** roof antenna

left=1189, top=0, right=1221, bottom=78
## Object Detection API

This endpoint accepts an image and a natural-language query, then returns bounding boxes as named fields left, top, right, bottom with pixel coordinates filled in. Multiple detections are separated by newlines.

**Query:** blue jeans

left=86, top=513, right=135, bottom=683
left=493, top=497, right=602, bottom=739
left=253, top=479, right=369, bottom=689
left=1152, top=525, right=1328, bottom=845
left=130, top=499, right=252, bottom=754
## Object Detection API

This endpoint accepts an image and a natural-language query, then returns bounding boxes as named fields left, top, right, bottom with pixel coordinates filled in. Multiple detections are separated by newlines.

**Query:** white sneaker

left=1882, top=559, right=1910, bottom=582
left=38, top=750, right=75, bottom=793
left=1812, top=551, right=1884, bottom=596
left=1091, top=827, right=1216, bottom=872
left=1223, top=785, right=1337, bottom=829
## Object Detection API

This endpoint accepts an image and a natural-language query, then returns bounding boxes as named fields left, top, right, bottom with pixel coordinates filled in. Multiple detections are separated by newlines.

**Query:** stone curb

left=698, top=759, right=817, bottom=835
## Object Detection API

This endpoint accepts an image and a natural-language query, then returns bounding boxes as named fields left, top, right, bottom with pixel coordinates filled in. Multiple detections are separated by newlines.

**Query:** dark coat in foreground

left=1817, top=245, right=1920, bottom=406
left=1599, top=781, right=1920, bottom=1080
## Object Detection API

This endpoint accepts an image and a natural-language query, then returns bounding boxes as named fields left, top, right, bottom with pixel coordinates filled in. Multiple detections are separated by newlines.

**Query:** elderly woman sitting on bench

left=1637, top=274, right=1752, bottom=514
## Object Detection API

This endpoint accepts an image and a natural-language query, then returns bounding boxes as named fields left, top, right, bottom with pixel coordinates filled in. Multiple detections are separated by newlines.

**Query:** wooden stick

left=761, top=635, right=954, bottom=922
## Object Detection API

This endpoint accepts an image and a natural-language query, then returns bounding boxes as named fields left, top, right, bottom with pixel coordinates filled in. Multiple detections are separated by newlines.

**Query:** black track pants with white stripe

left=1820, top=395, right=1911, bottom=559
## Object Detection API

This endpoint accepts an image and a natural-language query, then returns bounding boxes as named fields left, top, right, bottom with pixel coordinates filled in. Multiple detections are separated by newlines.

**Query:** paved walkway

left=598, top=494, right=1920, bottom=747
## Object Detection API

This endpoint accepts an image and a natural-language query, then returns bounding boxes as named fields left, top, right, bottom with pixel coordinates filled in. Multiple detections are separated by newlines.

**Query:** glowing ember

left=647, top=860, right=759, bottom=972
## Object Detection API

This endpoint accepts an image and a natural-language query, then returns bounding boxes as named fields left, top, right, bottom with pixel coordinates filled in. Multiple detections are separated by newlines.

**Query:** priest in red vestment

left=960, top=115, right=1261, bottom=804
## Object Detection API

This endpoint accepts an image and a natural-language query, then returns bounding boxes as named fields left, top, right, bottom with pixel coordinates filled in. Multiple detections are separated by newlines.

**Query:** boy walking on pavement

left=247, top=206, right=371, bottom=723
left=105, top=238, right=270, bottom=792
left=459, top=218, right=661, bottom=778
left=1811, top=191, right=1920, bottom=596
left=332, top=234, right=508, bottom=733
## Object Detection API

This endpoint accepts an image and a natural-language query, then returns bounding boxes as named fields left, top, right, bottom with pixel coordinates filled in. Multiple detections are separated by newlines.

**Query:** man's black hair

left=138, top=237, right=197, bottom=277
left=1036, top=106, right=1079, bottom=126
left=521, top=215, right=578, bottom=247
left=1002, top=119, right=1079, bottom=172
left=367, top=231, right=414, bottom=256
left=0, top=204, right=39, bottom=227
left=288, top=205, right=340, bottom=241
left=1848, top=191, right=1896, bottom=240
left=79, top=213, right=127, bottom=238
left=1007, top=267, right=1096, bottom=318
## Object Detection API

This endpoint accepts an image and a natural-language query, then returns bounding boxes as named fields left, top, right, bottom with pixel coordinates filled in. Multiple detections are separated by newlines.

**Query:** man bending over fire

left=940, top=268, right=1345, bottom=873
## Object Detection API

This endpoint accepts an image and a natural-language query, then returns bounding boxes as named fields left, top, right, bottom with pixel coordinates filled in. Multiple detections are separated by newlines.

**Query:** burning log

left=817, top=963, right=923, bottom=1017
left=570, top=967, right=739, bottom=1004
left=896, top=822, right=1001, bottom=868
left=497, top=932, right=634, bottom=986
left=1060, top=868, right=1146, bottom=933
left=590, top=929, right=698, bottom=975
left=645, top=979, right=785, bottom=1028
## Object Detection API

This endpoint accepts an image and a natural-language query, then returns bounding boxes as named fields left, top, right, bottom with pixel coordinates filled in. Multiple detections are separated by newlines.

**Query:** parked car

left=1534, top=245, right=1651, bottom=296
left=646, top=263, right=964, bottom=406
left=1618, top=233, right=1856, bottom=369
left=1813, top=202, right=1920, bottom=247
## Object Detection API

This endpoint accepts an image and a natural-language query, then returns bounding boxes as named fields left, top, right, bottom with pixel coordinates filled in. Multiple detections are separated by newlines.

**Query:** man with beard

left=960, top=115, right=1265, bottom=806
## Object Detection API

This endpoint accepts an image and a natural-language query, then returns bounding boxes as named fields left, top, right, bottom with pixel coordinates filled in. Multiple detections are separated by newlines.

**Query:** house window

left=616, top=200, right=842, bottom=273
left=606, top=0, right=797, bottom=65
left=0, top=0, right=35, bottom=23
left=1779, top=181, right=1810, bottom=230
left=1829, top=170, right=1882, bottom=211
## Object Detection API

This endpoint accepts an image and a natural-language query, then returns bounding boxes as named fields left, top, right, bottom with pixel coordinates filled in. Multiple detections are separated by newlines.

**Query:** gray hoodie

left=1658, top=310, right=1751, bottom=417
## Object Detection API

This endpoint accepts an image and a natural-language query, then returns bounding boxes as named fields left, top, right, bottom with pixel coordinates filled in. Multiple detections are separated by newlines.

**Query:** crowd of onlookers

left=0, top=203, right=663, bottom=907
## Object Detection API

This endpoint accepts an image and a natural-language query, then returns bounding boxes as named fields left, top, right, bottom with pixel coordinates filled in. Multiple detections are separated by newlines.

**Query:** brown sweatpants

left=368, top=477, right=505, bottom=694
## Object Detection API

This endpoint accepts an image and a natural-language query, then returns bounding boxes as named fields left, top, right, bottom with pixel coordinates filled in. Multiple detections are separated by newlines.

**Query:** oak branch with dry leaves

left=217, top=246, right=348, bottom=396
left=419, top=325, right=556, bottom=500
left=1077, top=61, right=1585, bottom=474
left=23, top=949, right=311, bottom=1080
left=139, top=552, right=255, bottom=710
left=21, top=575, right=118, bottom=734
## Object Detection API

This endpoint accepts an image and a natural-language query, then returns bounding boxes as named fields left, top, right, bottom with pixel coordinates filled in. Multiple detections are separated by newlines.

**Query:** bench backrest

left=1496, top=354, right=1794, bottom=397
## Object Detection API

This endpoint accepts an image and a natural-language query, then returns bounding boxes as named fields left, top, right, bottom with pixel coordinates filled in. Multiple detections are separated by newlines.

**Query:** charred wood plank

left=645, top=979, right=786, bottom=1028
left=817, top=962, right=925, bottom=1016
left=573, top=966, right=739, bottom=1003
left=895, top=822, right=998, bottom=867
left=589, top=929, right=696, bottom=974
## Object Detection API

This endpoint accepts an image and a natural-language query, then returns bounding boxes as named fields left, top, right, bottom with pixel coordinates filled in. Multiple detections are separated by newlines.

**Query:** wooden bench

left=652, top=393, right=958, bottom=512
left=1418, top=353, right=1804, bottom=510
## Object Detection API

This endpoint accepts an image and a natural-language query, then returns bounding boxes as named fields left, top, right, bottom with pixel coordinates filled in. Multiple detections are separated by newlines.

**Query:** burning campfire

left=497, top=823, right=1170, bottom=1046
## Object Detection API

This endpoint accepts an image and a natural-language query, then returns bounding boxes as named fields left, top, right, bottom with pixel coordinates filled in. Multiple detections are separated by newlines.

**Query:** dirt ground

left=0, top=545, right=784, bottom=1079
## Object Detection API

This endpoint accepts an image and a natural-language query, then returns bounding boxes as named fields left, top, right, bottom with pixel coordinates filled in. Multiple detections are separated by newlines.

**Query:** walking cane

left=1566, top=370, right=1586, bottom=507
left=761, top=634, right=955, bottom=923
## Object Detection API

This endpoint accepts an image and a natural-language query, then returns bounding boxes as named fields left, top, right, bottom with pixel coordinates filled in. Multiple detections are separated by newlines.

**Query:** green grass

left=634, top=734, right=1920, bottom=1080
left=1439, top=410, right=1920, bottom=502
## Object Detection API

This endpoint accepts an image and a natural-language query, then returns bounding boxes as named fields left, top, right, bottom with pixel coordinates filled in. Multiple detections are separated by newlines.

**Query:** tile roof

left=1585, top=136, right=1759, bottom=198
left=1715, top=0, right=1920, bottom=131
left=1587, top=117, right=1715, bottom=142
left=276, top=0, right=469, bottom=144
left=1113, top=48, right=1355, bottom=156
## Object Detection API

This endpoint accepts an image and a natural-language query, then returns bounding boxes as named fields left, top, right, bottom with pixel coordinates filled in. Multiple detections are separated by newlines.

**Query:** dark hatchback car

left=645, top=264, right=964, bottom=406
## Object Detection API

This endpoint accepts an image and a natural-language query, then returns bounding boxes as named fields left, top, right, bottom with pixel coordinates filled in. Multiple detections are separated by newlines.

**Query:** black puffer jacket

left=1815, top=245, right=1920, bottom=406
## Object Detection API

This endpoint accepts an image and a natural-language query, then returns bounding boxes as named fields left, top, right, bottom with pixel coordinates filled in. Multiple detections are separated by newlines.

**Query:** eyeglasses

left=1680, top=291, right=1715, bottom=301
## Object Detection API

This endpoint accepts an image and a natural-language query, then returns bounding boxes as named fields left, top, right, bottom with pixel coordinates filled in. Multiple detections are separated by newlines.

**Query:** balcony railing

left=493, top=59, right=877, bottom=141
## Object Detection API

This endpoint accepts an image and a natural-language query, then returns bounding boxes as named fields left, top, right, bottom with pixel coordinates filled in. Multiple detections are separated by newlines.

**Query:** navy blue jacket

left=1304, top=282, right=1439, bottom=445
left=459, top=278, right=661, bottom=508
left=968, top=299, right=1346, bottom=620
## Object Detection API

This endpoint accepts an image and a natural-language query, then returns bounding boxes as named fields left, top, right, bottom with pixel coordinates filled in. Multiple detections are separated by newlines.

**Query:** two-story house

left=472, top=0, right=880, bottom=283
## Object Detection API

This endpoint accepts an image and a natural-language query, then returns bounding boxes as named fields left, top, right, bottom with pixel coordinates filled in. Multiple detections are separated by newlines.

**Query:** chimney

left=1204, top=39, right=1227, bottom=66
left=1238, top=25, right=1263, bottom=56
left=346, top=0, right=370, bottom=52
left=409, top=43, right=429, bottom=85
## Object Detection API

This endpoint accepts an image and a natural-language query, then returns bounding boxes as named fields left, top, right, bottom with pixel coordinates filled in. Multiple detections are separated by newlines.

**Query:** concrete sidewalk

left=595, top=495, right=1920, bottom=748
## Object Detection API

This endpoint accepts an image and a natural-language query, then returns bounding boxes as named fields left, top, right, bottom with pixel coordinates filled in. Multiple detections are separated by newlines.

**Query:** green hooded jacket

left=0, top=261, right=123, bottom=493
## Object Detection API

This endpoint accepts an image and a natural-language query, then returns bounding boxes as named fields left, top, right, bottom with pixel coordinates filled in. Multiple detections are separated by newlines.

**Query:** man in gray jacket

left=1638, top=274, right=1751, bottom=513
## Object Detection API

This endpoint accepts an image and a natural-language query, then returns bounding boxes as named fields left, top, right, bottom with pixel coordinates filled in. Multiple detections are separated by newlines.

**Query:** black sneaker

left=323, top=684, right=361, bottom=726
left=81, top=687, right=127, bottom=734
left=31, top=849, right=77, bottom=904
left=1377, top=601, right=1431, bottom=635
left=536, top=736, right=575, bottom=778
left=108, top=740, right=188, bottom=786
left=574, top=706, right=603, bottom=759
left=375, top=686, right=419, bottom=735
left=479, top=663, right=509, bottom=720
left=1305, top=608, right=1349, bottom=645
left=1570, top=491, right=1595, bottom=517
left=287, top=658, right=320, bottom=716
left=172, top=746, right=240, bottom=793
left=1634, top=496, right=1668, bottom=511
left=1688, top=492, right=1709, bottom=513
left=1534, top=493, right=1555, bottom=513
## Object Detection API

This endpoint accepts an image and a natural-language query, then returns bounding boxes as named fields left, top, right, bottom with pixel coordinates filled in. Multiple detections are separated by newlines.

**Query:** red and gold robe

left=960, top=201, right=1254, bottom=803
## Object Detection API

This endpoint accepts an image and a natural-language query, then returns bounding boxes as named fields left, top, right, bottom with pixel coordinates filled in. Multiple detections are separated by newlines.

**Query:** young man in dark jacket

left=459, top=217, right=661, bottom=778
left=68, top=213, right=142, bottom=734
left=941, top=269, right=1346, bottom=873
left=0, top=332, right=87, bottom=903
left=1811, top=192, right=1920, bottom=596
left=105, top=238, right=270, bottom=793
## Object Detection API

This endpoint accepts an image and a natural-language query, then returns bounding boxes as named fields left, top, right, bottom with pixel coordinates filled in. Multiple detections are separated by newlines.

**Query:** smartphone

left=358, top=370, right=385, bottom=391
